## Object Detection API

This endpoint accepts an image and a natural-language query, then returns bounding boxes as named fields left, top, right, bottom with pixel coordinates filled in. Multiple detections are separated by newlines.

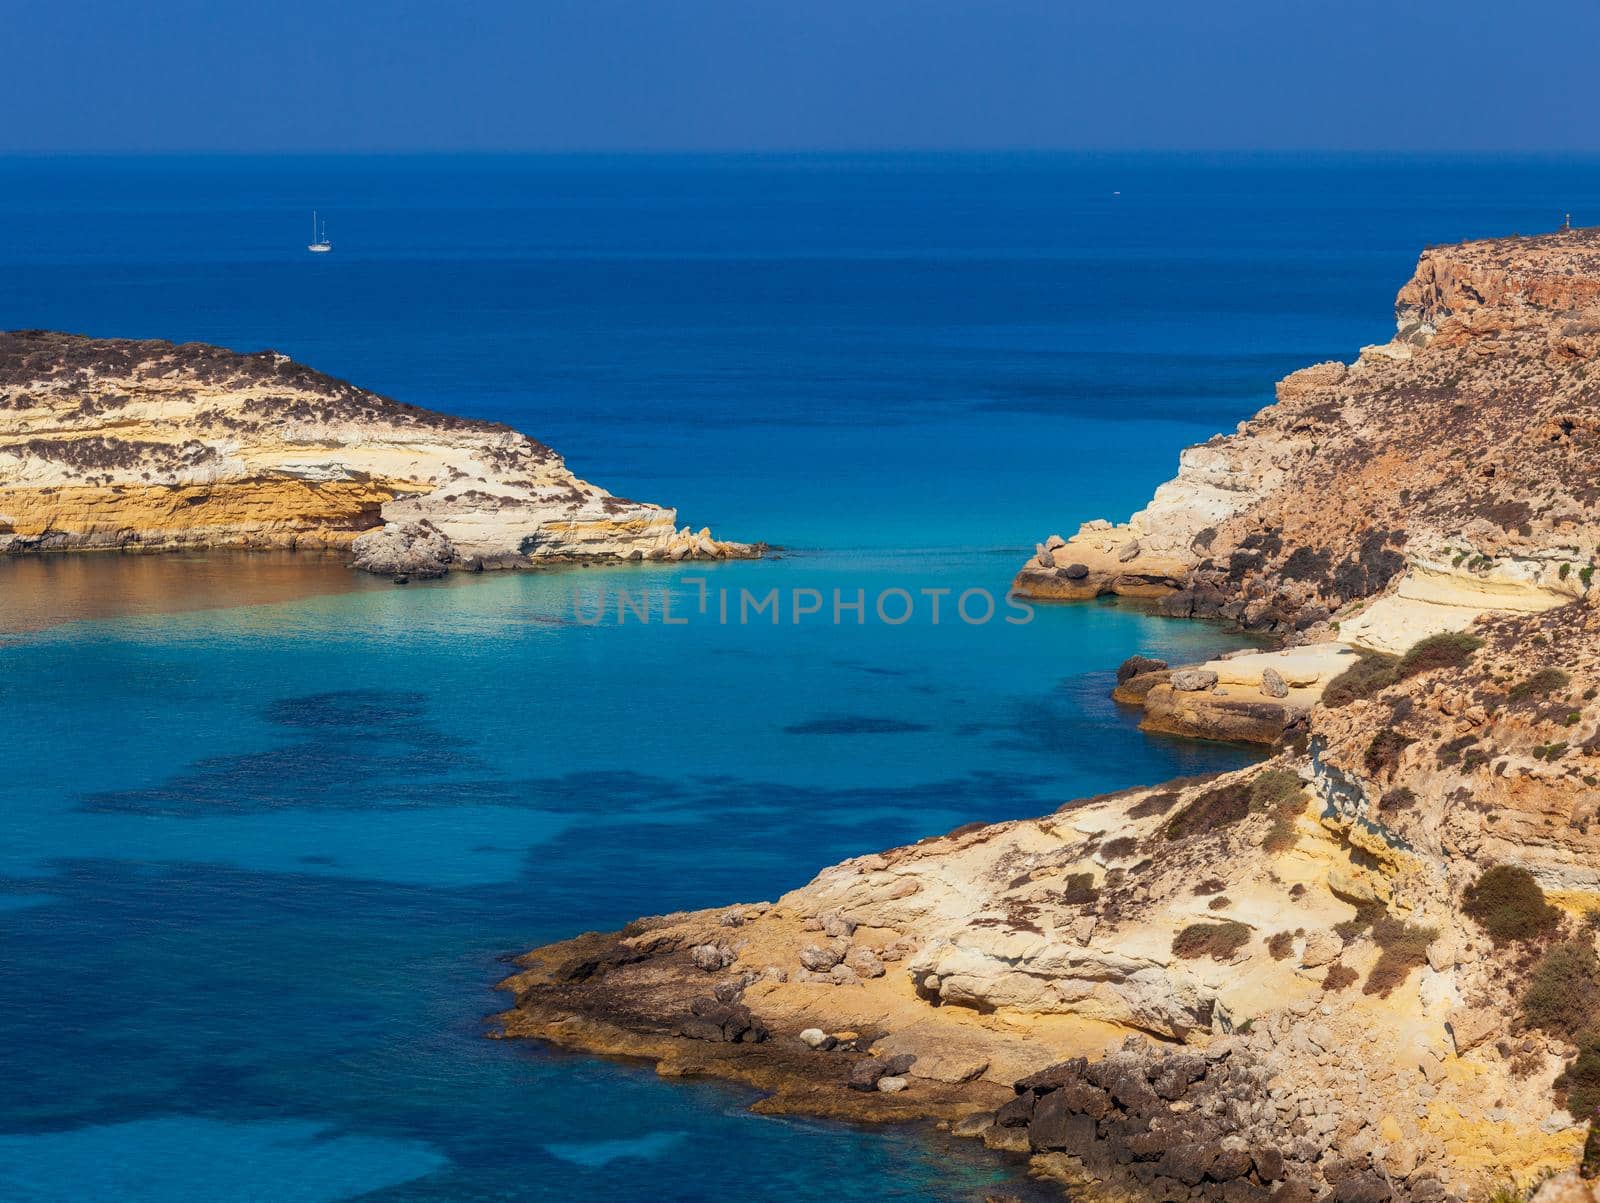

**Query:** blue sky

left=6, top=0, right=1598, bottom=153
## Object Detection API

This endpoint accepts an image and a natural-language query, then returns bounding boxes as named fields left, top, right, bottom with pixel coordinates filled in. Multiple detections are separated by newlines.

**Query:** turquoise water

left=3, top=154, right=1594, bottom=1199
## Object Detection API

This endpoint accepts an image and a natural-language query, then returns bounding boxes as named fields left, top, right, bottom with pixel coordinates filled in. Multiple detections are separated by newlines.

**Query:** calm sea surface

left=2, top=154, right=1594, bottom=1200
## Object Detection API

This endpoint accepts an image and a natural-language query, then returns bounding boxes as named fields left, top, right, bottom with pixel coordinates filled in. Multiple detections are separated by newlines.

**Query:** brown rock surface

left=1014, top=229, right=1600, bottom=641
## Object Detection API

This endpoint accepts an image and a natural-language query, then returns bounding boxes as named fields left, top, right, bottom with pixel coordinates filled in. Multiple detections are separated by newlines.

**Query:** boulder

left=1151, top=1054, right=1208, bottom=1100
left=1064, top=562, right=1091, bottom=580
left=679, top=1000, right=767, bottom=1043
left=1171, top=668, right=1220, bottom=692
left=846, top=947, right=886, bottom=979
left=994, top=1093, right=1037, bottom=1127
left=799, top=942, right=845, bottom=972
left=1300, top=931, right=1341, bottom=968
left=820, top=911, right=857, bottom=938
left=1260, top=667, right=1290, bottom=698
left=1015, top=1058, right=1089, bottom=1093
left=1117, top=655, right=1170, bottom=684
left=350, top=521, right=455, bottom=578
left=952, top=1112, right=995, bottom=1139
left=876, top=1075, right=909, bottom=1093
left=1252, top=1146, right=1286, bottom=1182
left=1031, top=1092, right=1099, bottom=1154
left=847, top=1060, right=887, bottom=1091
left=689, top=943, right=735, bottom=972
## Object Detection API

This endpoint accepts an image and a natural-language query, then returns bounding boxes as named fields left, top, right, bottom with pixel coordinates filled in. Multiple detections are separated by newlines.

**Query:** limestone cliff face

left=0, top=331, right=754, bottom=570
left=1015, top=228, right=1600, bottom=646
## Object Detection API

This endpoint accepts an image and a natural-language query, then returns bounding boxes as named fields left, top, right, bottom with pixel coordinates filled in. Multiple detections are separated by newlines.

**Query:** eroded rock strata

left=0, top=331, right=756, bottom=572
left=1014, top=229, right=1599, bottom=646
left=503, top=229, right=1600, bottom=1202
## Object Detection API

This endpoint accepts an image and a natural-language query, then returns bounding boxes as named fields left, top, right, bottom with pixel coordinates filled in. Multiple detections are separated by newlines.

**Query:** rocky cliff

left=0, top=331, right=755, bottom=574
left=1014, top=229, right=1600, bottom=651
left=498, top=229, right=1600, bottom=1203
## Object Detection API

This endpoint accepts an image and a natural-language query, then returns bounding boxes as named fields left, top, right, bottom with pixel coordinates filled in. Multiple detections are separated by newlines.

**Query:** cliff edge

left=1014, top=228, right=1600, bottom=650
left=0, top=331, right=756, bottom=574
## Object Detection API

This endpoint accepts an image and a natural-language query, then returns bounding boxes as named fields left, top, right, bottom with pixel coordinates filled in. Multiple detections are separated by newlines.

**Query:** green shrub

left=1323, top=652, right=1400, bottom=708
left=1251, top=768, right=1303, bottom=804
left=1164, top=780, right=1252, bottom=840
left=1395, top=632, right=1484, bottom=680
left=1172, top=921, right=1252, bottom=960
left=1522, top=939, right=1600, bottom=1040
left=1509, top=668, right=1571, bottom=703
left=1463, top=865, right=1561, bottom=945
left=1556, top=1032, right=1600, bottom=1120
left=1164, top=769, right=1307, bottom=843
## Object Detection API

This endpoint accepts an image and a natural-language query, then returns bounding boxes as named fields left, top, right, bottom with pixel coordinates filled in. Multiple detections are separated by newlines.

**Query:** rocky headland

left=501, top=229, right=1600, bottom=1203
left=0, top=331, right=757, bottom=576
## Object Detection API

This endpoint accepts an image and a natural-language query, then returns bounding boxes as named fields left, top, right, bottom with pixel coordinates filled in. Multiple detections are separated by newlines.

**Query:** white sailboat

left=307, top=211, right=332, bottom=253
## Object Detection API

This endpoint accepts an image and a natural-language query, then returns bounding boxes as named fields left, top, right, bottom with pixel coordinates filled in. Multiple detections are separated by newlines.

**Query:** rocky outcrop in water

left=0, top=331, right=758, bottom=571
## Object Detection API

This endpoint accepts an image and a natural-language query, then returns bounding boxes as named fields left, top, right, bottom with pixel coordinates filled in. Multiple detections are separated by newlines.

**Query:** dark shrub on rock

left=1509, top=668, right=1571, bottom=703
left=1171, top=921, right=1252, bottom=961
left=1394, top=632, right=1483, bottom=680
left=1164, top=767, right=1305, bottom=844
left=1522, top=939, right=1600, bottom=1040
left=1463, top=865, right=1561, bottom=945
left=1323, top=652, right=1400, bottom=708
left=1165, top=780, right=1253, bottom=840
left=1363, top=729, right=1414, bottom=778
left=1322, top=963, right=1359, bottom=991
left=1557, top=1033, right=1600, bottom=1121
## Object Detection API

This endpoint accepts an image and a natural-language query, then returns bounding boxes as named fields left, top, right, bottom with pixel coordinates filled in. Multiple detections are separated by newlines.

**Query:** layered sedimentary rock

left=0, top=331, right=756, bottom=572
left=1015, top=229, right=1600, bottom=646
left=502, top=230, right=1600, bottom=1203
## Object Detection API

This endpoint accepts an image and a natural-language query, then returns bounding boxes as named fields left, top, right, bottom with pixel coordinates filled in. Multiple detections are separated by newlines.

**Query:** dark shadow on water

left=782, top=716, right=932, bottom=736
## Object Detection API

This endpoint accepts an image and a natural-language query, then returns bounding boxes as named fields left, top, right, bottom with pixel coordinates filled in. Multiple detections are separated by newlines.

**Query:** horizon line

left=5, top=147, right=1600, bottom=161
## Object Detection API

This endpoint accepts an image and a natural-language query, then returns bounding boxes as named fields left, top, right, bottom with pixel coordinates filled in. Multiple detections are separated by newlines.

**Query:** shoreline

left=495, top=226, right=1600, bottom=1203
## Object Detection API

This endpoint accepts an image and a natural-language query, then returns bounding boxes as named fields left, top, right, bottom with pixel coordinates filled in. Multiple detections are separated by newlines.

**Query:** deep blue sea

left=1, top=154, right=1594, bottom=1201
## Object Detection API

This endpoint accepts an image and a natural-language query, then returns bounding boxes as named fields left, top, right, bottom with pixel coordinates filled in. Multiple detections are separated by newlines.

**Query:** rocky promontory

left=1015, top=229, right=1599, bottom=646
left=500, top=229, right=1600, bottom=1203
left=0, top=331, right=757, bottom=574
